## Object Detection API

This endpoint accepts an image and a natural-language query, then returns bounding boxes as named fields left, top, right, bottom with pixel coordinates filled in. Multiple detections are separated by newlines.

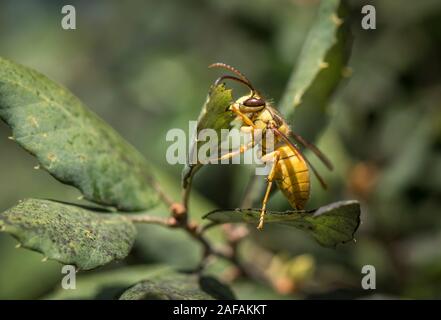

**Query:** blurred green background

left=1, top=0, right=441, bottom=299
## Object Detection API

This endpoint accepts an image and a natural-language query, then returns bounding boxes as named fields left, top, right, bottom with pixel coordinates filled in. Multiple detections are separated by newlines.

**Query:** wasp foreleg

left=257, top=150, right=280, bottom=230
left=230, top=103, right=258, bottom=146
left=215, top=140, right=254, bottom=162
left=230, top=103, right=256, bottom=128
left=211, top=125, right=262, bottom=162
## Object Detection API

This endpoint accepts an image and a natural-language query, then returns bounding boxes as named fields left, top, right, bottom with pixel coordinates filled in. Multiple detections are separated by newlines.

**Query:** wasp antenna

left=214, top=75, right=255, bottom=95
left=209, top=62, right=252, bottom=86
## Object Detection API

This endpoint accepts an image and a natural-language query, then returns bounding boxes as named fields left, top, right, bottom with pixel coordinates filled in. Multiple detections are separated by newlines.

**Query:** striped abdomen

left=274, top=145, right=310, bottom=210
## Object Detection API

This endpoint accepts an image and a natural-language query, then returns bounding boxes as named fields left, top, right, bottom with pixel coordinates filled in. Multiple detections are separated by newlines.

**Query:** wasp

left=209, top=63, right=333, bottom=230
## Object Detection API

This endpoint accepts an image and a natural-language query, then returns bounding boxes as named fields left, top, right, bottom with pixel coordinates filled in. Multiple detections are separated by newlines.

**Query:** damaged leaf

left=203, top=200, right=361, bottom=248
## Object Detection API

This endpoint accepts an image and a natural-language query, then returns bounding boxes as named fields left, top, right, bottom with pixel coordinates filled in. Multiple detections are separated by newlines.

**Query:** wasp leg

left=241, top=125, right=255, bottom=148
left=231, top=103, right=258, bottom=148
left=230, top=103, right=256, bottom=128
left=211, top=125, right=262, bottom=162
left=214, top=140, right=254, bottom=162
left=257, top=150, right=280, bottom=230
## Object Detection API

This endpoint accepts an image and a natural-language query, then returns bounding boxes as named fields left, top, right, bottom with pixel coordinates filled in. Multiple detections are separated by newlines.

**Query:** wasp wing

left=288, top=131, right=333, bottom=170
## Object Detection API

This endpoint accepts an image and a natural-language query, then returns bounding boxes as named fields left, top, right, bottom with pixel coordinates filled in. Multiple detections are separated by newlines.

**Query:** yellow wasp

left=209, top=63, right=333, bottom=230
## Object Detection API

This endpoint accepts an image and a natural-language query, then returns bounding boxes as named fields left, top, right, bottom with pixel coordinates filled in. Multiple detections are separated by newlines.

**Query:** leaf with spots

left=119, top=271, right=235, bottom=300
left=0, top=199, right=137, bottom=270
left=0, top=57, right=160, bottom=211
left=279, top=0, right=352, bottom=141
left=203, top=200, right=361, bottom=248
left=182, top=83, right=234, bottom=187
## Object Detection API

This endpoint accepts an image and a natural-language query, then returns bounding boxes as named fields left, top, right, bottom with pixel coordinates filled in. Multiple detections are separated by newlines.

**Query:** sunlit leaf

left=196, top=84, right=235, bottom=135
left=0, top=57, right=160, bottom=211
left=182, top=83, right=234, bottom=187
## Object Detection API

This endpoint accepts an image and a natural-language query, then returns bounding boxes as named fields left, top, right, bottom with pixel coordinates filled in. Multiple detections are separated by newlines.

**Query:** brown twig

left=127, top=206, right=256, bottom=280
left=125, top=214, right=176, bottom=226
left=182, top=174, right=193, bottom=212
left=132, top=172, right=268, bottom=284
left=151, top=179, right=175, bottom=208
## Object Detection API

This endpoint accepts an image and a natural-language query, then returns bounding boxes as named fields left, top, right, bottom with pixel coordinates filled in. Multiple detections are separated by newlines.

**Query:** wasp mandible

left=209, top=63, right=333, bottom=230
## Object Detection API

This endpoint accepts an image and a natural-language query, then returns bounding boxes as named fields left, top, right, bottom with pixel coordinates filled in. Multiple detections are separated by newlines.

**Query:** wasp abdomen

left=274, top=145, right=310, bottom=210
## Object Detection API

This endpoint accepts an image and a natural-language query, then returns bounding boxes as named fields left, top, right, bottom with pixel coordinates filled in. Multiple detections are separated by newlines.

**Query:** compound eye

left=243, top=97, right=265, bottom=107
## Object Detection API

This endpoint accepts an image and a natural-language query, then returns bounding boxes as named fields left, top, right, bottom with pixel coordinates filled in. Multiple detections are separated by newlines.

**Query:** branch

left=182, top=174, right=193, bottom=212
left=135, top=171, right=268, bottom=285
left=151, top=179, right=175, bottom=208
left=128, top=206, right=258, bottom=280
left=125, top=213, right=175, bottom=227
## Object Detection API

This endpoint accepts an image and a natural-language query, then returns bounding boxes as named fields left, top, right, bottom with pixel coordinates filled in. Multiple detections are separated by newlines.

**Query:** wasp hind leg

left=257, top=150, right=280, bottom=230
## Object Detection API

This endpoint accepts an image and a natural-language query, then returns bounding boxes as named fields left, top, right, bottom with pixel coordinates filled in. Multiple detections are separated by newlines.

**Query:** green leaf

left=182, top=83, right=234, bottom=187
left=279, top=0, right=352, bottom=141
left=119, top=271, right=235, bottom=300
left=45, top=265, right=171, bottom=300
left=199, top=275, right=236, bottom=300
left=0, top=199, right=137, bottom=270
left=119, top=278, right=210, bottom=300
left=203, top=200, right=361, bottom=248
left=196, top=84, right=235, bottom=136
left=0, top=57, right=160, bottom=211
